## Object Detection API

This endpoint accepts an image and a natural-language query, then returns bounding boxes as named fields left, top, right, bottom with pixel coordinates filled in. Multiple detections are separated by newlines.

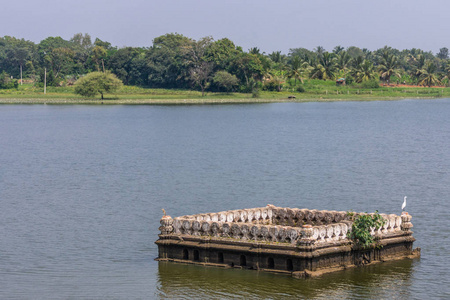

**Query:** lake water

left=1, top=100, right=449, bottom=299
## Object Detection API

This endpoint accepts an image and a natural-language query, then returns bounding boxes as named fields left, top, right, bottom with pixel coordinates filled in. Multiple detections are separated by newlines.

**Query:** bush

left=296, top=85, right=305, bottom=93
left=212, top=71, right=239, bottom=93
left=347, top=211, right=386, bottom=249
left=361, top=79, right=380, bottom=89
left=252, top=87, right=260, bottom=98
left=0, top=72, right=19, bottom=89
left=263, top=79, right=283, bottom=92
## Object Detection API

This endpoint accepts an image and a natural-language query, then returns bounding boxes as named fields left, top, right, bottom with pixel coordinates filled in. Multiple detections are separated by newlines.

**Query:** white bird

left=402, top=196, right=407, bottom=211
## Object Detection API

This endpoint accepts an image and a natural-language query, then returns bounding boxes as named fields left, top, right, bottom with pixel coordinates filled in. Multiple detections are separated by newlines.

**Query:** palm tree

left=310, top=52, right=337, bottom=80
left=265, top=69, right=286, bottom=92
left=410, top=54, right=426, bottom=84
left=351, top=60, right=376, bottom=83
left=418, top=62, right=441, bottom=87
left=286, top=56, right=309, bottom=84
left=336, top=51, right=351, bottom=76
left=378, top=53, right=401, bottom=84
left=315, top=46, right=325, bottom=58
left=268, top=51, right=283, bottom=63
left=249, top=47, right=261, bottom=55
left=333, top=45, right=344, bottom=54
left=440, top=60, right=450, bottom=86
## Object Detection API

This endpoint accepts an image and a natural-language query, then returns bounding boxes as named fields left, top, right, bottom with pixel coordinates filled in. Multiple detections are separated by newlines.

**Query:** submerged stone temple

left=155, top=205, right=420, bottom=277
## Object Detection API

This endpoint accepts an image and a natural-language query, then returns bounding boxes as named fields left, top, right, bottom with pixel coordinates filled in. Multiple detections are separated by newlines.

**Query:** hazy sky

left=1, top=0, right=448, bottom=54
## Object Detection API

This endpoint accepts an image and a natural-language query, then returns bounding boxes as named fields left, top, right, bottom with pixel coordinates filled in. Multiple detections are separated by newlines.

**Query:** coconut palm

left=410, top=54, right=427, bottom=84
left=310, top=52, right=337, bottom=80
left=351, top=60, right=377, bottom=83
left=378, top=53, right=401, bottom=84
left=286, top=56, right=309, bottom=84
left=418, top=62, right=441, bottom=87
left=333, top=45, right=344, bottom=54
left=440, top=60, right=450, bottom=86
left=336, top=51, right=351, bottom=76
left=315, top=46, right=325, bottom=57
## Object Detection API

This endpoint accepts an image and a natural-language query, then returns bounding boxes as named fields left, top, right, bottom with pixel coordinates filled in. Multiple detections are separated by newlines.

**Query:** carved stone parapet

left=287, top=227, right=299, bottom=244
left=250, top=225, right=260, bottom=241
left=192, top=220, right=201, bottom=236
left=159, top=215, right=174, bottom=235
left=161, top=207, right=407, bottom=247
left=269, top=226, right=279, bottom=242
left=401, top=212, right=413, bottom=233
left=211, top=222, right=221, bottom=237
left=298, top=224, right=314, bottom=245
left=260, top=225, right=269, bottom=241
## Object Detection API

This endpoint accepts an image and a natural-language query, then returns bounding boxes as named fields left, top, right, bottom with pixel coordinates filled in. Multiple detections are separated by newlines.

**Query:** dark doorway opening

left=287, top=259, right=294, bottom=271
left=193, top=250, right=200, bottom=261
left=240, top=255, right=247, bottom=267
left=268, top=257, right=275, bottom=269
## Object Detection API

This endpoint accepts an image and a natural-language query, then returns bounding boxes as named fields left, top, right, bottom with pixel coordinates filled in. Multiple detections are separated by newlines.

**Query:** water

left=0, top=100, right=449, bottom=299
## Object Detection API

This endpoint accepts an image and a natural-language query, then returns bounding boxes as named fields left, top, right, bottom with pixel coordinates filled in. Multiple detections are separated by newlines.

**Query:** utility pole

left=44, top=68, right=46, bottom=95
left=20, top=64, right=23, bottom=85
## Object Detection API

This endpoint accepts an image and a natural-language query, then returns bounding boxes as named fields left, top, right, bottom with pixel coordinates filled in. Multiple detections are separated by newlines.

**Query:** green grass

left=1, top=82, right=449, bottom=105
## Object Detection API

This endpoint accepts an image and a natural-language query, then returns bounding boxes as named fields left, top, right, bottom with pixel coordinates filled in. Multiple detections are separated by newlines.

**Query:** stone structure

left=155, top=205, right=420, bottom=277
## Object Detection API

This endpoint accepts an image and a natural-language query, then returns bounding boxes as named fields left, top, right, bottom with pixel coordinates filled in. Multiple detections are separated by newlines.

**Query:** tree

left=146, top=33, right=192, bottom=88
left=189, top=61, right=213, bottom=96
left=74, top=71, right=122, bottom=99
left=333, top=45, right=344, bottom=54
left=287, top=56, right=309, bottom=84
left=440, top=60, right=450, bottom=86
left=205, top=38, right=241, bottom=70
left=92, top=45, right=107, bottom=72
left=418, top=62, right=440, bottom=87
left=229, top=52, right=266, bottom=90
left=378, top=53, right=401, bottom=84
left=109, top=47, right=147, bottom=85
left=249, top=47, right=261, bottom=55
left=347, top=46, right=364, bottom=58
left=310, top=52, right=337, bottom=80
left=182, top=36, right=215, bottom=96
left=351, top=60, right=376, bottom=83
left=437, top=47, right=449, bottom=60
left=336, top=51, right=351, bottom=76
left=315, top=46, right=325, bottom=57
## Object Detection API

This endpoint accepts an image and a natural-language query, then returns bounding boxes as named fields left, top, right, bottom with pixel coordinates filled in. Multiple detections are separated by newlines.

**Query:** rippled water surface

left=1, top=100, right=449, bottom=299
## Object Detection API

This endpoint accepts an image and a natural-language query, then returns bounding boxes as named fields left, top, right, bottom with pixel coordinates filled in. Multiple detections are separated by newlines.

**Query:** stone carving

left=192, top=220, right=201, bottom=236
left=161, top=206, right=410, bottom=247
left=401, top=212, right=413, bottom=233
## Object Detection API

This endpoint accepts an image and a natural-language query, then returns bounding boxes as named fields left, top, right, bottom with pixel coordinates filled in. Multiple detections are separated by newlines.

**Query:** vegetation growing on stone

left=347, top=211, right=386, bottom=249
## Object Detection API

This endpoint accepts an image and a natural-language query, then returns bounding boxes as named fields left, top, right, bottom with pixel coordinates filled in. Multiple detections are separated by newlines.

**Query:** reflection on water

left=157, top=259, right=415, bottom=299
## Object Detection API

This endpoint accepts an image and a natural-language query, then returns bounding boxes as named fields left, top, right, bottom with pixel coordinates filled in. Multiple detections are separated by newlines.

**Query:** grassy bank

left=1, top=82, right=449, bottom=104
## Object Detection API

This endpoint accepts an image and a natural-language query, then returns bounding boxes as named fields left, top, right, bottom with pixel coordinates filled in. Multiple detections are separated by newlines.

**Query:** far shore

left=0, top=95, right=446, bottom=105
left=1, top=82, right=448, bottom=105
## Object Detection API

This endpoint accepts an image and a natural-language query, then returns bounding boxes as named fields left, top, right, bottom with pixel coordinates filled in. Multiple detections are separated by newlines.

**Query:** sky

left=1, top=0, right=449, bottom=54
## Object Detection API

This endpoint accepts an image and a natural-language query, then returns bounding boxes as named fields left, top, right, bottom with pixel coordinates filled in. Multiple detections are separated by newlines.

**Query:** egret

left=402, top=196, right=407, bottom=211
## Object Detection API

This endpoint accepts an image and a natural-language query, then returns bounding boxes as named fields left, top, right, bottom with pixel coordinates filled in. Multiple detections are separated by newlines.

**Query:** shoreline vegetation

left=2, top=33, right=450, bottom=104
left=1, top=83, right=448, bottom=105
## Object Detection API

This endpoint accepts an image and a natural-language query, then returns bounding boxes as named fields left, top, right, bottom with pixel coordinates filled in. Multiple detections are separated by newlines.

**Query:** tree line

left=1, top=33, right=450, bottom=92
